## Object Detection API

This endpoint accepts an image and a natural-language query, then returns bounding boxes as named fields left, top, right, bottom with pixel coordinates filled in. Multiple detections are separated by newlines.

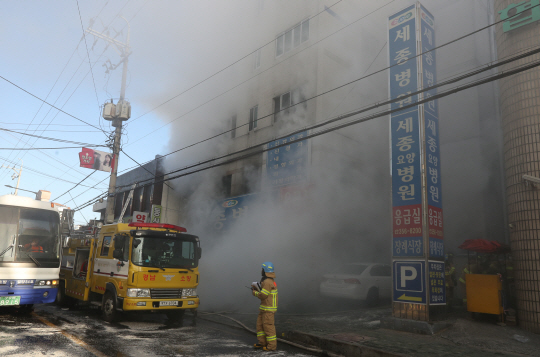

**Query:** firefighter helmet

left=262, top=262, right=274, bottom=273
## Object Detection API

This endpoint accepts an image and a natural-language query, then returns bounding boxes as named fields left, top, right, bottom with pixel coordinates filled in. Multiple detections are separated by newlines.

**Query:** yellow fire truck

left=58, top=222, right=201, bottom=322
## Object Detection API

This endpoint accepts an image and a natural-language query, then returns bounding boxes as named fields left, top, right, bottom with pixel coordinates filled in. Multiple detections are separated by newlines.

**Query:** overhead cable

left=0, top=127, right=104, bottom=147
left=125, top=1, right=538, bottom=150
left=72, top=56, right=540, bottom=211
left=52, top=170, right=97, bottom=201
left=125, top=0, right=347, bottom=127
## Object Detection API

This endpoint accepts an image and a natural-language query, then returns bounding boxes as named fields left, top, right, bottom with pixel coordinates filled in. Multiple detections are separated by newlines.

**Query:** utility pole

left=86, top=17, right=132, bottom=224
left=2, top=159, right=23, bottom=195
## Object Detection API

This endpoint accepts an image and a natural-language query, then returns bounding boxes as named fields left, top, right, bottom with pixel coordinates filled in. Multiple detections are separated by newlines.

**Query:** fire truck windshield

left=131, top=237, right=197, bottom=269
left=0, top=206, right=60, bottom=267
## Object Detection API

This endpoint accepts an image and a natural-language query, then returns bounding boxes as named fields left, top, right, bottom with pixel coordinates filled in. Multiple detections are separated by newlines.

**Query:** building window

left=221, top=175, right=232, bottom=198
left=249, top=105, right=258, bottom=131
left=276, top=19, right=309, bottom=57
left=141, top=184, right=153, bottom=213
left=273, top=92, right=291, bottom=121
left=254, top=49, right=261, bottom=69
left=231, top=115, right=237, bottom=138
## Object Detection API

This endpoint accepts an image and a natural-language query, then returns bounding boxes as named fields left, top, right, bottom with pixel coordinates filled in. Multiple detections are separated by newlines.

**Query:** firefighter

left=24, top=238, right=44, bottom=253
left=252, top=262, right=278, bottom=351
left=445, top=253, right=456, bottom=307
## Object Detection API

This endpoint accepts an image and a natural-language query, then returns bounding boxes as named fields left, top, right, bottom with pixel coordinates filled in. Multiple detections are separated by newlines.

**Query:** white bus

left=0, top=195, right=63, bottom=312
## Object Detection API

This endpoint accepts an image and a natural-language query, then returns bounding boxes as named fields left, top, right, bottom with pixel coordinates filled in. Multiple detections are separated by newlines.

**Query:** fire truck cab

left=58, top=222, right=201, bottom=322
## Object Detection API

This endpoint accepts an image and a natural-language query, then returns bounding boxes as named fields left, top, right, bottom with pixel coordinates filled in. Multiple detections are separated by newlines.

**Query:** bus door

left=66, top=248, right=92, bottom=301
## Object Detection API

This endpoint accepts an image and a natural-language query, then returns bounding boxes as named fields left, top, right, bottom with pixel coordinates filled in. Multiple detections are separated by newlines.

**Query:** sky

left=0, top=0, right=277, bottom=226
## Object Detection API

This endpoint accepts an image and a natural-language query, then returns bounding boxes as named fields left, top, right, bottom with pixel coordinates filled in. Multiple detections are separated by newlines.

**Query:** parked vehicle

left=0, top=195, right=69, bottom=312
left=319, top=263, right=391, bottom=305
left=58, top=222, right=201, bottom=322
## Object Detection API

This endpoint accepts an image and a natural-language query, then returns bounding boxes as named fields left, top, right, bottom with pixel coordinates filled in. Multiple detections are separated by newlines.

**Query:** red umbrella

left=458, top=239, right=510, bottom=254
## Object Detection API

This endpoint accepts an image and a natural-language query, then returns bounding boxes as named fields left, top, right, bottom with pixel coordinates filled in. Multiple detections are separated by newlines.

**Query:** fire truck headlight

left=127, top=288, right=150, bottom=298
left=182, top=288, right=197, bottom=297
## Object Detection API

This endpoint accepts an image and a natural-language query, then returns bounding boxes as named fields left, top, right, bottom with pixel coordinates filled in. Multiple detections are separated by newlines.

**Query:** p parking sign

left=393, top=260, right=426, bottom=304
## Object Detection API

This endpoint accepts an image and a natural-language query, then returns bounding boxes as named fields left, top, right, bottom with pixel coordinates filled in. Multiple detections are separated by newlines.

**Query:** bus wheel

left=166, top=310, right=185, bottom=323
left=102, top=292, right=117, bottom=323
left=56, top=282, right=75, bottom=308
left=18, top=304, right=34, bottom=315
left=56, top=282, right=67, bottom=306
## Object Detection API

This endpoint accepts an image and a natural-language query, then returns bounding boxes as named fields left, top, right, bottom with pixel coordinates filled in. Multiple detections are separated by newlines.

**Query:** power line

left=1, top=129, right=103, bottom=132
left=0, top=146, right=104, bottom=150
left=76, top=0, right=102, bottom=113
left=120, top=149, right=174, bottom=191
left=62, top=176, right=110, bottom=206
left=38, top=0, right=147, bottom=191
left=125, top=0, right=346, bottom=128
left=73, top=53, right=540, bottom=212
left=53, top=170, right=97, bottom=202
left=119, top=59, right=540, bottom=194
left=0, top=75, right=106, bottom=133
left=0, top=155, right=107, bottom=190
left=0, top=127, right=104, bottom=146
left=124, top=0, right=397, bottom=147
left=126, top=1, right=539, bottom=158
left=70, top=3, right=538, bottom=210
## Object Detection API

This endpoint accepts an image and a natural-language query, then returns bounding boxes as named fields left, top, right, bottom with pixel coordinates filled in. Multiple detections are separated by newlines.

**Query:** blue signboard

left=267, top=131, right=308, bottom=187
left=419, top=5, right=444, bottom=259
left=214, top=194, right=258, bottom=232
left=389, top=5, right=423, bottom=257
left=428, top=261, right=446, bottom=305
left=389, top=4, right=418, bottom=112
left=393, top=260, right=426, bottom=304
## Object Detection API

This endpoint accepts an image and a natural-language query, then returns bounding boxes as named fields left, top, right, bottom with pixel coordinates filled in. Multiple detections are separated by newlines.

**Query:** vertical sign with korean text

left=150, top=204, right=162, bottom=223
left=389, top=3, right=444, bottom=310
left=428, top=261, right=446, bottom=304
left=389, top=5, right=423, bottom=257
left=266, top=131, right=309, bottom=188
left=419, top=5, right=444, bottom=259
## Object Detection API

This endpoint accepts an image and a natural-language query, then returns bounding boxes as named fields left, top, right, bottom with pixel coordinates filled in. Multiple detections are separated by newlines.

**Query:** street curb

left=380, top=317, right=453, bottom=335
left=283, top=330, right=405, bottom=357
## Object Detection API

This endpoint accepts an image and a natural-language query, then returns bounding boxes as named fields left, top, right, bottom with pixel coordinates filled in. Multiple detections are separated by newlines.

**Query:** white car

left=319, top=263, right=392, bottom=304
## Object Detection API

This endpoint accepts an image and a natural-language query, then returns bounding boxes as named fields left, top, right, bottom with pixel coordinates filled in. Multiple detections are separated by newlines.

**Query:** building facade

left=494, top=0, right=540, bottom=333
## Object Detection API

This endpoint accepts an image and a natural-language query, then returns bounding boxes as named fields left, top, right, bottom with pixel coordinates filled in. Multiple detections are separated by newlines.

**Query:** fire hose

left=199, top=311, right=343, bottom=356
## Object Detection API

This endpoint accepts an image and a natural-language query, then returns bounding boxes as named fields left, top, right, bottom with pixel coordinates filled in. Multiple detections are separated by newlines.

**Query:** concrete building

left=494, top=0, right=540, bottom=333
left=187, top=0, right=507, bottom=260
left=93, top=155, right=182, bottom=226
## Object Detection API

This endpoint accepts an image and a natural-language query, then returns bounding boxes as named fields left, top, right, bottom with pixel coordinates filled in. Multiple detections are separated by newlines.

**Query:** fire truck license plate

left=0, top=296, right=21, bottom=306
left=160, top=301, right=178, bottom=307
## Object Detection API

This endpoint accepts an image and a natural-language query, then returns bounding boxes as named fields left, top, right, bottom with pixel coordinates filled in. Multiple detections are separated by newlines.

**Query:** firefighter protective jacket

left=253, top=272, right=278, bottom=313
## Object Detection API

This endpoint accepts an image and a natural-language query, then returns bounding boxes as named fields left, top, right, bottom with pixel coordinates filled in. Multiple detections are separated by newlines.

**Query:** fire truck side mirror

left=114, top=235, right=126, bottom=249
left=113, top=249, right=123, bottom=260
left=197, top=247, right=202, bottom=260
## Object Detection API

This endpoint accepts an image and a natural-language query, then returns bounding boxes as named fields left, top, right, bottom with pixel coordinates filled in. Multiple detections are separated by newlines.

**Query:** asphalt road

left=0, top=304, right=316, bottom=357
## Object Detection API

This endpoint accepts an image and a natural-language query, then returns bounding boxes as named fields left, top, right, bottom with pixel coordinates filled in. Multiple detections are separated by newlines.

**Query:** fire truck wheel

left=102, top=292, right=117, bottom=322
left=166, top=310, right=185, bottom=323
left=56, top=282, right=75, bottom=307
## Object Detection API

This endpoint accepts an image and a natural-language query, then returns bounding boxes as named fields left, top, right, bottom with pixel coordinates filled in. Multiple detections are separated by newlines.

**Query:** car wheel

left=102, top=291, right=117, bottom=322
left=366, top=287, right=379, bottom=307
